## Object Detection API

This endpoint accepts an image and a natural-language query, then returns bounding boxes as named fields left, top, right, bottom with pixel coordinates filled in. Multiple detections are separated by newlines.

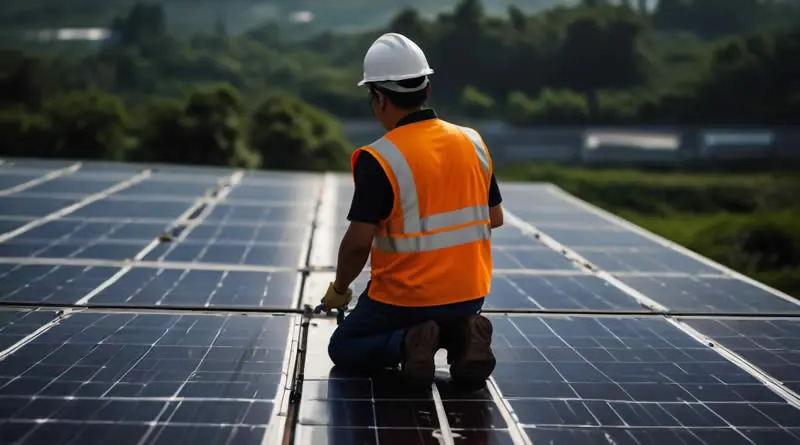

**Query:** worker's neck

left=390, top=107, right=425, bottom=129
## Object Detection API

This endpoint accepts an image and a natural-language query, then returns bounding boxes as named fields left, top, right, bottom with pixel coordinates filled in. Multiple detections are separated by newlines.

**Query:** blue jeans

left=327, top=287, right=485, bottom=371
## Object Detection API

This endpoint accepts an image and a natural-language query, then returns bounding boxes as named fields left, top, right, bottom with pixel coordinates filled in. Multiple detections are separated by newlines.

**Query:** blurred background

left=0, top=0, right=798, bottom=296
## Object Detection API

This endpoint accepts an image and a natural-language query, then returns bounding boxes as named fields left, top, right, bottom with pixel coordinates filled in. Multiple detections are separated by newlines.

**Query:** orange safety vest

left=351, top=117, right=493, bottom=307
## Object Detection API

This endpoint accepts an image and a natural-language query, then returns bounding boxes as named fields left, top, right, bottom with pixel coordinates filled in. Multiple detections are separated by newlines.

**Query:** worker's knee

left=327, top=329, right=347, bottom=367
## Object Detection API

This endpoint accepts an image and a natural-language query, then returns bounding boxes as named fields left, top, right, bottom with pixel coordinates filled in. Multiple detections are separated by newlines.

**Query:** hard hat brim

left=357, top=68, right=434, bottom=87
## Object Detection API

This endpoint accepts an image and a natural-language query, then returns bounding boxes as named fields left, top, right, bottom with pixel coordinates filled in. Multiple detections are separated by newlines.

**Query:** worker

left=318, top=32, right=504, bottom=389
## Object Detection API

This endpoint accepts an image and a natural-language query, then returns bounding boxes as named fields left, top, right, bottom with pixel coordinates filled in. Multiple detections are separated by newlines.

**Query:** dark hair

left=370, top=76, right=429, bottom=110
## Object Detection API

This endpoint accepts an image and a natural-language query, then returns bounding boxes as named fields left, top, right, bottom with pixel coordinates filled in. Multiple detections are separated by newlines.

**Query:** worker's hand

left=320, top=282, right=352, bottom=311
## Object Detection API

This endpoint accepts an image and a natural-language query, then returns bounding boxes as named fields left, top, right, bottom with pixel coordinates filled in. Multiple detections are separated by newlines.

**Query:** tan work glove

left=320, top=282, right=353, bottom=311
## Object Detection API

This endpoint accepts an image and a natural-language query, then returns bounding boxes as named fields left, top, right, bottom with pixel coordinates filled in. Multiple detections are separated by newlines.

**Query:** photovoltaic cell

left=579, top=247, right=721, bottom=274
left=488, top=315, right=800, bottom=444
left=89, top=268, right=300, bottom=308
left=0, top=310, right=58, bottom=353
left=0, top=265, right=119, bottom=304
left=0, top=312, right=294, bottom=445
left=16, top=220, right=167, bottom=242
left=19, top=178, right=123, bottom=195
left=0, top=173, right=44, bottom=190
left=205, top=204, right=315, bottom=224
left=492, top=246, right=580, bottom=270
left=113, top=180, right=217, bottom=198
left=184, top=222, right=309, bottom=244
left=0, top=239, right=149, bottom=261
left=486, top=274, right=645, bottom=311
left=225, top=184, right=319, bottom=202
left=618, top=275, right=800, bottom=314
left=542, top=226, right=660, bottom=248
left=0, top=219, right=30, bottom=234
left=0, top=196, right=78, bottom=217
left=70, top=198, right=194, bottom=219
left=143, top=241, right=307, bottom=267
left=294, top=320, right=447, bottom=445
left=510, top=208, right=619, bottom=229
left=683, top=318, right=800, bottom=394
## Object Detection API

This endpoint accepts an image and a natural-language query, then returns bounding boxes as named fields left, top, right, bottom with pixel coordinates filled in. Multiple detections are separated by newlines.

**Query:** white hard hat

left=358, top=33, right=434, bottom=89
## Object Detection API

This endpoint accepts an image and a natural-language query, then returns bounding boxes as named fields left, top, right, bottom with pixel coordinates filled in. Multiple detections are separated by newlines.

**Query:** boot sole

left=402, top=321, right=439, bottom=386
left=450, top=315, right=496, bottom=388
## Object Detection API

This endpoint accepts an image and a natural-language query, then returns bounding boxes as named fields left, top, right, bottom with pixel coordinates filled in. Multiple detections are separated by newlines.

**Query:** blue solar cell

left=114, top=180, right=216, bottom=197
left=487, top=315, right=800, bottom=443
left=226, top=184, right=319, bottom=202
left=487, top=273, right=645, bottom=311
left=71, top=198, right=193, bottom=219
left=542, top=226, right=660, bottom=247
left=20, top=178, right=122, bottom=195
left=17, top=220, right=166, bottom=242
left=0, top=239, right=149, bottom=260
left=0, top=265, right=118, bottom=303
left=0, top=310, right=58, bottom=352
left=0, top=219, right=30, bottom=234
left=683, top=318, right=800, bottom=395
left=619, top=275, right=800, bottom=313
left=492, top=246, right=579, bottom=270
left=205, top=204, right=315, bottom=224
left=89, top=268, right=300, bottom=307
left=0, top=173, right=43, bottom=190
left=510, top=208, right=618, bottom=228
left=185, top=223, right=309, bottom=244
left=0, top=196, right=78, bottom=217
left=0, top=312, right=292, bottom=445
left=579, top=247, right=721, bottom=274
left=145, top=241, right=307, bottom=267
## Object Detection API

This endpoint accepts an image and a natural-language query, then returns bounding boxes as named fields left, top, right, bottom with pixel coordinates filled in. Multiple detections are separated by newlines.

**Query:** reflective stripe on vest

left=369, top=127, right=491, bottom=253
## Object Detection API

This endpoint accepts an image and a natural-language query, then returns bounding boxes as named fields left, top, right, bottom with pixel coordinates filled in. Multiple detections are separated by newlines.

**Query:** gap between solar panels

left=503, top=208, right=800, bottom=410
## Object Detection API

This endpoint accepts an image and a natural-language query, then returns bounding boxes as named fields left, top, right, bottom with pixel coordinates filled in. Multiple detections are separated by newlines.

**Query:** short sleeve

left=346, top=151, right=394, bottom=225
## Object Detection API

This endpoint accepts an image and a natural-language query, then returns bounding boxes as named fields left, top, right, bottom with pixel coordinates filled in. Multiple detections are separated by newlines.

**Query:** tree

left=40, top=89, right=130, bottom=161
left=249, top=93, right=351, bottom=171
left=137, top=84, right=259, bottom=167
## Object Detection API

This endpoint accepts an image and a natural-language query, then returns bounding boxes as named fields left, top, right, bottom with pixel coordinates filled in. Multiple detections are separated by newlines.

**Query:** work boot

left=400, top=320, right=440, bottom=387
left=448, top=314, right=496, bottom=390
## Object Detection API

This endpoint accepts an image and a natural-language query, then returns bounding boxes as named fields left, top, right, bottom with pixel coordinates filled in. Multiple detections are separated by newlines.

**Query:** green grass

left=498, top=163, right=800, bottom=297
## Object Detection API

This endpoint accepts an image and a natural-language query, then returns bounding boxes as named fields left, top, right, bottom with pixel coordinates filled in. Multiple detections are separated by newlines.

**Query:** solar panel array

left=1, top=157, right=799, bottom=445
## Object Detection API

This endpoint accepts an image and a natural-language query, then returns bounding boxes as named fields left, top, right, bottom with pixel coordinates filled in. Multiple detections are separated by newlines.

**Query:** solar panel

left=0, top=173, right=46, bottom=190
left=0, top=312, right=295, bottom=445
left=0, top=239, right=149, bottom=260
left=185, top=222, right=309, bottom=244
left=1, top=161, right=798, bottom=445
left=578, top=247, right=722, bottom=274
left=0, top=310, right=58, bottom=352
left=683, top=318, right=800, bottom=394
left=492, top=246, right=580, bottom=270
left=486, top=314, right=800, bottom=443
left=143, top=240, right=307, bottom=267
left=204, top=203, right=315, bottom=224
left=16, top=220, right=167, bottom=242
left=0, top=265, right=119, bottom=303
left=619, top=275, right=800, bottom=313
left=70, top=198, right=195, bottom=219
left=0, top=196, right=80, bottom=217
left=540, top=226, right=660, bottom=248
left=89, top=268, right=301, bottom=308
left=19, top=177, right=127, bottom=195
left=113, top=180, right=217, bottom=198
left=487, top=273, right=646, bottom=311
